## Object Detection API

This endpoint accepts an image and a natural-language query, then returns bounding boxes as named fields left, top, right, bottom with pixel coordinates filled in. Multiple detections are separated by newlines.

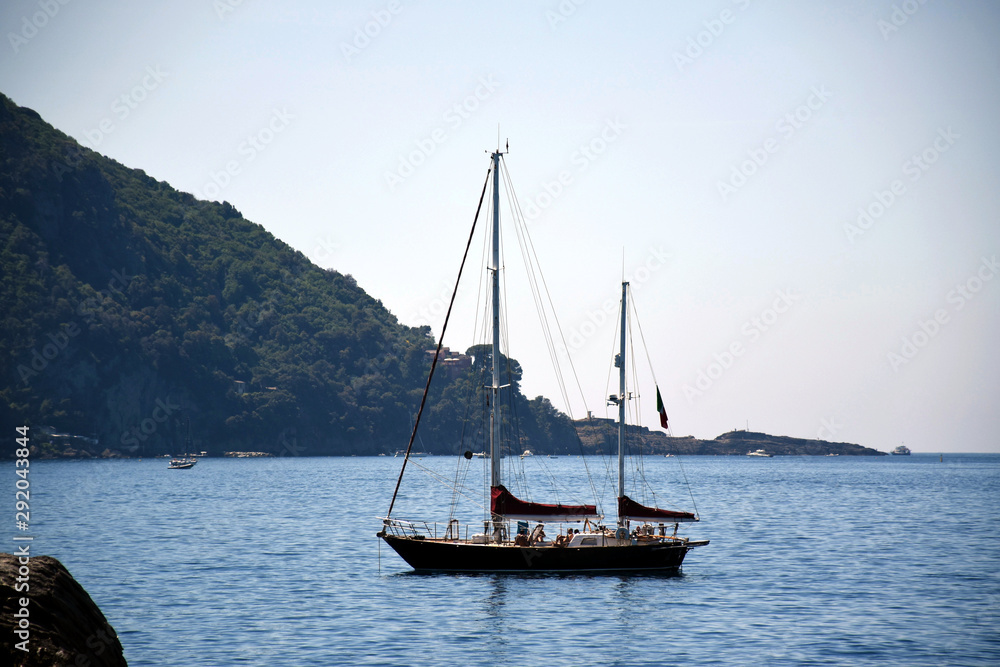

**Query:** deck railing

left=379, top=517, right=481, bottom=542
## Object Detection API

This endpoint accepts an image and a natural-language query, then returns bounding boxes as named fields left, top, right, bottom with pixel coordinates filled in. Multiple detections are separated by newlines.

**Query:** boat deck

left=379, top=521, right=709, bottom=572
left=379, top=518, right=708, bottom=550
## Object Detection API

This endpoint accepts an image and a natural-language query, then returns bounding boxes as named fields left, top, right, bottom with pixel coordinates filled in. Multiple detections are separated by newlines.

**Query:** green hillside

left=0, top=93, right=579, bottom=457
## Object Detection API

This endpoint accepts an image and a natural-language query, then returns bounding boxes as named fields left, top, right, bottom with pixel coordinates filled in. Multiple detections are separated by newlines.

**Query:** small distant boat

left=747, top=449, right=773, bottom=457
left=520, top=450, right=533, bottom=459
left=891, top=445, right=911, bottom=455
left=664, top=454, right=675, bottom=458
left=826, top=453, right=839, bottom=457
left=168, top=420, right=197, bottom=468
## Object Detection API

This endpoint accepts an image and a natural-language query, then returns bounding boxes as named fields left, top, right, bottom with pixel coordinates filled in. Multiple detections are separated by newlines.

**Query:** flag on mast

left=655, top=385, right=668, bottom=429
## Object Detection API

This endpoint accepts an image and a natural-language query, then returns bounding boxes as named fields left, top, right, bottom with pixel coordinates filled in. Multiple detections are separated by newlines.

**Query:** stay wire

left=497, top=156, right=601, bottom=509
left=630, top=287, right=699, bottom=516
left=499, top=158, right=589, bottom=419
left=386, top=166, right=491, bottom=519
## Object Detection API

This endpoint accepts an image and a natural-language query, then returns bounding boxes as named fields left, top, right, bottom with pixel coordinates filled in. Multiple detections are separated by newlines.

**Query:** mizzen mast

left=616, top=281, right=628, bottom=529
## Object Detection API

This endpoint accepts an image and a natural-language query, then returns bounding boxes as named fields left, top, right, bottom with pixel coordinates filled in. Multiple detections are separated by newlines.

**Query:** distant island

left=576, top=418, right=886, bottom=456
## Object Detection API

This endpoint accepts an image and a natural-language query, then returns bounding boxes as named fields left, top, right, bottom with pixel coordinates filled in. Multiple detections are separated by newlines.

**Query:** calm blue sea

left=23, top=454, right=1000, bottom=666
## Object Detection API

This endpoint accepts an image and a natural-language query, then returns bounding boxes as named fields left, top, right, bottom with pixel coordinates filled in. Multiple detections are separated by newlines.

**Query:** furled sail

left=491, top=485, right=600, bottom=521
left=618, top=495, right=698, bottom=522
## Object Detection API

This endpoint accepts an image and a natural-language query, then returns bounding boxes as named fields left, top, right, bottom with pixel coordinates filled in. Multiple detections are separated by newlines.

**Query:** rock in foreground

left=1, top=553, right=127, bottom=667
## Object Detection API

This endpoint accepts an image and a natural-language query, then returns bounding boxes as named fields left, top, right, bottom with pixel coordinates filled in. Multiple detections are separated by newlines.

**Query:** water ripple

left=27, top=454, right=1000, bottom=666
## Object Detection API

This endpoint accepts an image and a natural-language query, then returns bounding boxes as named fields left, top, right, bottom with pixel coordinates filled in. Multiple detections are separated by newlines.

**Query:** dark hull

left=380, top=534, right=706, bottom=572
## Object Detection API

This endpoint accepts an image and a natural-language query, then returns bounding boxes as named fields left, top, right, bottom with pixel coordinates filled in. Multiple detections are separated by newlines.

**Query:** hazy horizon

left=2, top=1, right=998, bottom=453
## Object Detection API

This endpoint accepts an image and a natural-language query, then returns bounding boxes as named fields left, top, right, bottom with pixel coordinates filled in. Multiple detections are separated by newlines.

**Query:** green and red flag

left=655, top=385, right=668, bottom=429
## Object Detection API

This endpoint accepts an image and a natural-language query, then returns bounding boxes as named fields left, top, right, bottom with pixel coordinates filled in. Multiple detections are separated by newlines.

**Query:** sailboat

left=378, top=149, right=707, bottom=572
left=168, top=420, right=197, bottom=469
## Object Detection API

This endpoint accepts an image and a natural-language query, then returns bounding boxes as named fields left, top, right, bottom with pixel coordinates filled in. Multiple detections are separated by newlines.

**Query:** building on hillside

left=425, top=347, right=472, bottom=380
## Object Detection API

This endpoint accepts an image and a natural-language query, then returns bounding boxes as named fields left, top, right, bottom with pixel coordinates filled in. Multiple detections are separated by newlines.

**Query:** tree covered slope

left=0, top=93, right=579, bottom=457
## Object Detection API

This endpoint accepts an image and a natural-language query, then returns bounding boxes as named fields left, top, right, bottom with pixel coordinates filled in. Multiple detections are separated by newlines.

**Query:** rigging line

left=386, top=165, right=492, bottom=519
left=451, top=376, right=485, bottom=519
left=626, top=302, right=649, bottom=500
left=498, top=161, right=565, bottom=412
left=628, top=286, right=668, bottom=506
left=677, top=454, right=699, bottom=519
left=625, top=286, right=645, bottom=499
left=493, top=159, right=590, bottom=507
left=496, top=166, right=548, bottom=394
left=506, top=196, right=561, bottom=412
left=495, top=214, right=520, bottom=493
left=629, top=288, right=660, bottom=388
left=628, top=297, right=694, bottom=514
left=503, top=227, right=572, bottom=497
left=470, top=195, right=490, bottom=350
left=451, top=456, right=472, bottom=518
left=499, top=159, right=588, bottom=419
left=498, top=157, right=603, bottom=510
left=599, top=285, right=623, bottom=470
left=405, top=457, right=488, bottom=512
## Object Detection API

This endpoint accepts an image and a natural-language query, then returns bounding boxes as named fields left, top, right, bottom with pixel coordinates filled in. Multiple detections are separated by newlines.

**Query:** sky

left=2, top=1, right=998, bottom=453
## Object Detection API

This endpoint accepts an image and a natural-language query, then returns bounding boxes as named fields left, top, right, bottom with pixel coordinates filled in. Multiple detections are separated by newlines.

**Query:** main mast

left=617, top=281, right=628, bottom=528
left=489, top=151, right=502, bottom=491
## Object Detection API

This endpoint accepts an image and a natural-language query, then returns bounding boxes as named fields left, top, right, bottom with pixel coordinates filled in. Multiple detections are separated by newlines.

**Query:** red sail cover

left=491, top=485, right=599, bottom=521
left=618, top=495, right=698, bottom=522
